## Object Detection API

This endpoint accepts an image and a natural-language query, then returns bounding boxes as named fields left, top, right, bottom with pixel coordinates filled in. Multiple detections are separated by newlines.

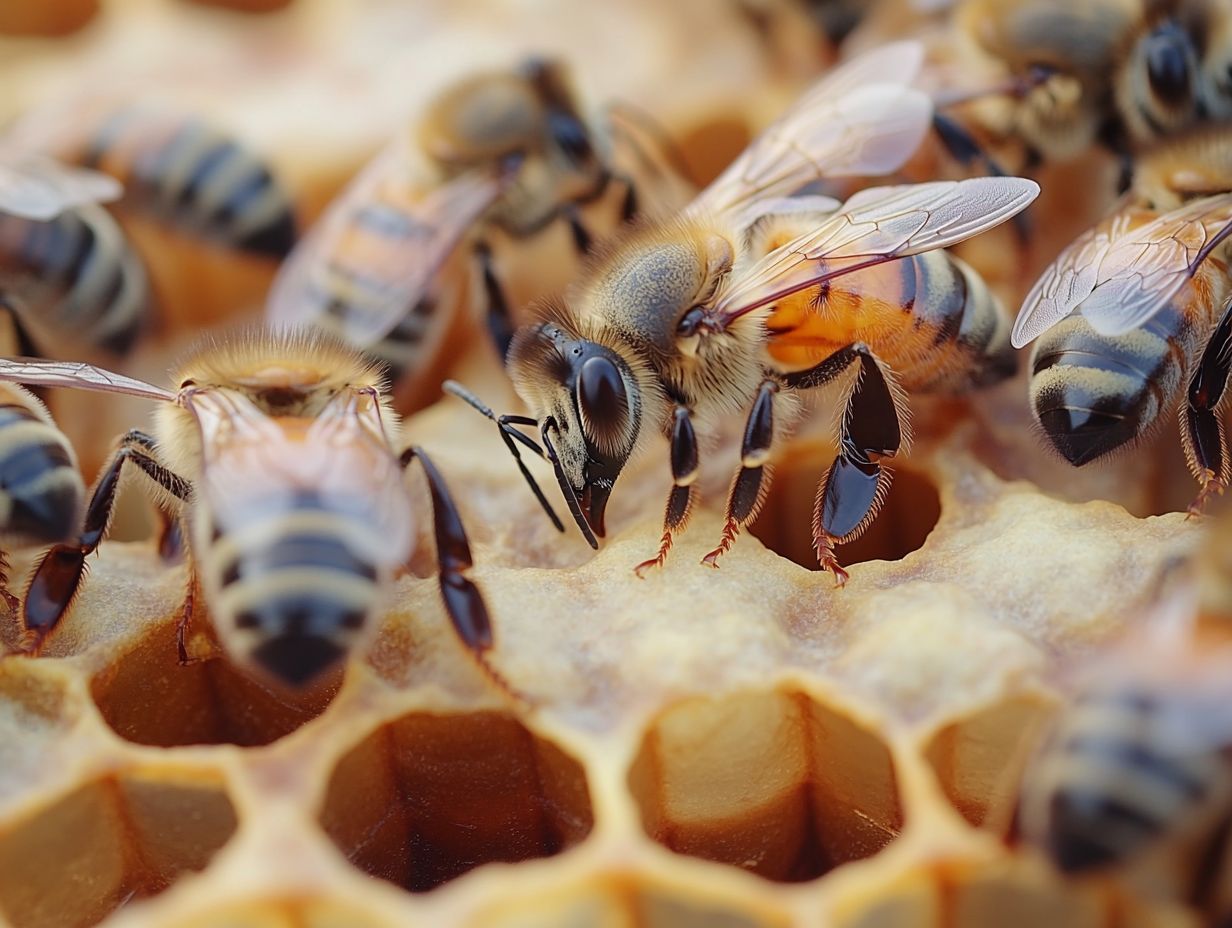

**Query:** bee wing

left=1013, top=194, right=1232, bottom=347
left=712, top=177, right=1040, bottom=323
left=266, top=143, right=509, bottom=347
left=601, top=102, right=697, bottom=220
left=0, top=357, right=174, bottom=401
left=0, top=152, right=122, bottom=220
left=190, top=389, right=414, bottom=567
left=686, top=41, right=932, bottom=222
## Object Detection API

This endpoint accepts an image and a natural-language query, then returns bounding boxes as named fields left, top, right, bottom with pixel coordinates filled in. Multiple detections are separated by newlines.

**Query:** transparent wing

left=266, top=141, right=508, bottom=347
left=713, top=177, right=1040, bottom=323
left=0, top=357, right=173, bottom=402
left=687, top=41, right=932, bottom=221
left=190, top=388, right=414, bottom=567
left=1013, top=193, right=1232, bottom=346
left=0, top=152, right=122, bottom=221
left=602, top=102, right=696, bottom=220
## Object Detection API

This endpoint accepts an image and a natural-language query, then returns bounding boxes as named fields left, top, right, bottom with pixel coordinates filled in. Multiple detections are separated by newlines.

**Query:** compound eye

left=1145, top=24, right=1193, bottom=106
left=576, top=355, right=628, bottom=451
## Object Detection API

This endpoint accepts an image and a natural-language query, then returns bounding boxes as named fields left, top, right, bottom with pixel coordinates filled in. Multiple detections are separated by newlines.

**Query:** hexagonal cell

left=0, top=768, right=237, bottom=928
left=923, top=696, right=1056, bottom=835
left=319, top=710, right=593, bottom=892
left=473, top=874, right=791, bottom=928
left=751, top=440, right=940, bottom=572
left=90, top=620, right=336, bottom=748
left=628, top=687, right=902, bottom=882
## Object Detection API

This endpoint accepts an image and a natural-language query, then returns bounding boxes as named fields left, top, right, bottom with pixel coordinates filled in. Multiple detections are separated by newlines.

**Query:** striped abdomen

left=311, top=194, right=463, bottom=386
left=201, top=490, right=386, bottom=687
left=1023, top=683, right=1230, bottom=874
left=0, top=204, right=148, bottom=355
left=1028, top=303, right=1198, bottom=466
left=73, top=107, right=297, bottom=258
left=0, top=398, right=83, bottom=543
left=765, top=250, right=1015, bottom=391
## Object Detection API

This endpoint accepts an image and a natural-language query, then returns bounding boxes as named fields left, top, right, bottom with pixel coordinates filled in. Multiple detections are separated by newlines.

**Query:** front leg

left=635, top=405, right=699, bottom=576
left=803, top=345, right=906, bottom=586
left=1182, top=296, right=1232, bottom=516
left=22, top=430, right=191, bottom=653
left=701, top=380, right=778, bottom=568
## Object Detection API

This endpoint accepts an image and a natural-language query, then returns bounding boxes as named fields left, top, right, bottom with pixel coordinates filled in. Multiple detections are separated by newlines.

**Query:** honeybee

left=10, top=103, right=298, bottom=258
left=0, top=330, right=493, bottom=689
left=266, top=57, right=690, bottom=407
left=0, top=147, right=148, bottom=356
left=0, top=383, right=84, bottom=611
left=1017, top=532, right=1232, bottom=918
left=451, top=42, right=1038, bottom=584
left=941, top=0, right=1230, bottom=171
left=1012, top=126, right=1232, bottom=513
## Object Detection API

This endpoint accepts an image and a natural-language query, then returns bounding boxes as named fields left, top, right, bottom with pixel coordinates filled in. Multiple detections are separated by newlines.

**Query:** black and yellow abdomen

left=765, top=250, right=1014, bottom=391
left=0, top=395, right=83, bottom=543
left=200, top=490, right=385, bottom=686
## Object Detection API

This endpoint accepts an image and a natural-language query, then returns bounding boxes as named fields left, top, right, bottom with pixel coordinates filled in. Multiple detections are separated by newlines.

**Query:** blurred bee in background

left=450, top=42, right=1038, bottom=584
left=938, top=0, right=1232, bottom=175
left=1018, top=517, right=1232, bottom=920
left=0, top=146, right=149, bottom=358
left=10, top=102, right=299, bottom=259
left=1013, top=125, right=1232, bottom=514
left=267, top=56, right=694, bottom=411
left=0, top=330, right=495, bottom=691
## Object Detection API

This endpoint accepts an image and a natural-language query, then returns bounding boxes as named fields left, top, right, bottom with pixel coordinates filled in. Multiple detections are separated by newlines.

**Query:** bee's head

left=508, top=318, right=645, bottom=545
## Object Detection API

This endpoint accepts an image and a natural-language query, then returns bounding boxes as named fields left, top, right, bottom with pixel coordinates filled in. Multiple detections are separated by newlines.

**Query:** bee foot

left=814, top=541, right=849, bottom=588
left=1187, top=477, right=1226, bottom=519
left=634, top=533, right=674, bottom=577
left=700, top=519, right=740, bottom=568
left=16, top=628, right=44, bottom=656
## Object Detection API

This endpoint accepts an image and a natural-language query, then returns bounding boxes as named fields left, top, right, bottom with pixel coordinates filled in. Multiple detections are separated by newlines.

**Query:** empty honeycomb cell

left=319, top=710, right=593, bottom=893
left=751, top=440, right=940, bottom=572
left=90, top=620, right=336, bottom=748
left=923, top=696, right=1056, bottom=834
left=0, top=769, right=236, bottom=928
left=628, top=687, right=902, bottom=882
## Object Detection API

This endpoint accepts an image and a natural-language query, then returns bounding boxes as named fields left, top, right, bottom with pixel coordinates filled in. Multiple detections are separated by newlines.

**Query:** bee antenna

left=541, top=419, right=599, bottom=550
left=443, top=380, right=565, bottom=533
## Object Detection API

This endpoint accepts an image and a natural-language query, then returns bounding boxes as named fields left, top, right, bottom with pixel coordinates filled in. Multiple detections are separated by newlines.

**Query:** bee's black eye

left=576, top=355, right=628, bottom=452
left=1145, top=22, right=1193, bottom=107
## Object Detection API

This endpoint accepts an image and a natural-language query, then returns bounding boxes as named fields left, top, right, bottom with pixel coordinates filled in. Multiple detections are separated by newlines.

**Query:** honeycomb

left=0, top=1, right=1220, bottom=926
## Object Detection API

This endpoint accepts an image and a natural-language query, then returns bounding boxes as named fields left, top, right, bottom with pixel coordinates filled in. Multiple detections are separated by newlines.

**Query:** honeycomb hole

left=90, top=620, right=336, bottom=748
left=319, top=710, right=594, bottom=893
left=750, top=440, right=940, bottom=572
left=0, top=769, right=237, bottom=928
left=628, top=687, right=902, bottom=883
left=923, top=696, right=1055, bottom=836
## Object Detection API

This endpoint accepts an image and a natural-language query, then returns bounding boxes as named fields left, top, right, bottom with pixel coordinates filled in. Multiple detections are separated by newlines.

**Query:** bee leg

left=562, top=203, right=594, bottom=255
left=399, top=443, right=497, bottom=640
left=701, top=381, right=778, bottom=568
left=400, top=445, right=524, bottom=699
left=790, top=345, right=903, bottom=587
left=635, top=405, right=699, bottom=576
left=1182, top=298, right=1232, bottom=517
left=442, top=380, right=565, bottom=531
left=21, top=430, right=191, bottom=654
left=473, top=239, right=518, bottom=364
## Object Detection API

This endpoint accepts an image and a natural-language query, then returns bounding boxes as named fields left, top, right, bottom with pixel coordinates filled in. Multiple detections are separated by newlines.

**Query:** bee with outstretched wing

left=450, top=42, right=1038, bottom=584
